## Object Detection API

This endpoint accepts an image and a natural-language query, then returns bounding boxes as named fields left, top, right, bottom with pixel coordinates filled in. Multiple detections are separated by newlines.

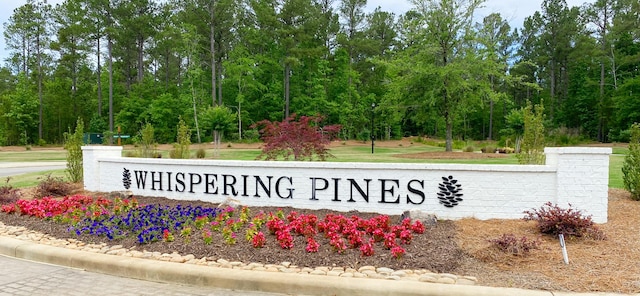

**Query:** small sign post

left=559, top=234, right=569, bottom=264
left=115, top=126, right=130, bottom=146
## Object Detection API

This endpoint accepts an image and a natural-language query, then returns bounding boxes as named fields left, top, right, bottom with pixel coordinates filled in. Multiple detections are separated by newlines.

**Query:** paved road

left=0, top=162, right=66, bottom=178
left=0, top=255, right=288, bottom=296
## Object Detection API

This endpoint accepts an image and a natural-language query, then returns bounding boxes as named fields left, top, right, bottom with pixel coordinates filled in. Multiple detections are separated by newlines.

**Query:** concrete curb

left=0, top=236, right=631, bottom=296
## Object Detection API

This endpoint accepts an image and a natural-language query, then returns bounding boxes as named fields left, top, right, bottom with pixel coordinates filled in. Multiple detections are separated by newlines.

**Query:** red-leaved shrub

left=489, top=234, right=541, bottom=255
left=523, top=202, right=606, bottom=240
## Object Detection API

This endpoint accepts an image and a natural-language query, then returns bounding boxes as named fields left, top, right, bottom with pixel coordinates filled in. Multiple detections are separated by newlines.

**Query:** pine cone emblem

left=122, top=168, right=132, bottom=189
left=437, top=176, right=463, bottom=207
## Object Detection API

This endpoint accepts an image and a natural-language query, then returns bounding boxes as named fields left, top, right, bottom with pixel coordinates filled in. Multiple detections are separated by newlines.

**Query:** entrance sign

left=82, top=146, right=611, bottom=223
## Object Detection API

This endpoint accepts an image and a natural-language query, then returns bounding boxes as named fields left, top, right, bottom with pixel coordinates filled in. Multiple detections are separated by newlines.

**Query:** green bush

left=64, top=118, right=84, bottom=182
left=196, top=148, right=206, bottom=159
left=610, top=129, right=631, bottom=143
left=137, top=123, right=158, bottom=158
left=548, top=126, right=584, bottom=146
left=171, top=117, right=191, bottom=159
left=517, top=101, right=546, bottom=164
left=242, top=129, right=261, bottom=143
left=622, top=123, right=640, bottom=200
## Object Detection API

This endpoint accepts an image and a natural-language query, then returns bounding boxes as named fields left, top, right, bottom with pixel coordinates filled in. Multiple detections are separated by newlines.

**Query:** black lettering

left=166, top=172, right=173, bottom=192
left=175, top=172, right=186, bottom=192
left=204, top=174, right=218, bottom=194
left=310, top=177, right=329, bottom=200
left=379, top=179, right=400, bottom=204
left=134, top=171, right=148, bottom=189
left=223, top=175, right=238, bottom=196
left=189, top=173, right=202, bottom=193
left=406, top=179, right=425, bottom=205
left=241, top=175, right=249, bottom=197
left=151, top=171, right=162, bottom=191
left=254, top=176, right=272, bottom=197
left=332, top=178, right=341, bottom=201
left=276, top=176, right=294, bottom=199
left=347, top=179, right=370, bottom=203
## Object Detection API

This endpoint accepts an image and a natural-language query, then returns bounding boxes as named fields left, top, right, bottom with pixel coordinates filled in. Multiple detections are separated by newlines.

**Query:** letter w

left=134, top=171, right=148, bottom=189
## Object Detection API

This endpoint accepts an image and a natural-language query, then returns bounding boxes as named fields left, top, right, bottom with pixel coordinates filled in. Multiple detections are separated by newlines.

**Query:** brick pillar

left=82, top=146, right=123, bottom=192
left=544, top=147, right=612, bottom=223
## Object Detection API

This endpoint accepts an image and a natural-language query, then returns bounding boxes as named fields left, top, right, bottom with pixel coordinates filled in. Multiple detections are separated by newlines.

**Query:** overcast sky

left=1, top=0, right=594, bottom=64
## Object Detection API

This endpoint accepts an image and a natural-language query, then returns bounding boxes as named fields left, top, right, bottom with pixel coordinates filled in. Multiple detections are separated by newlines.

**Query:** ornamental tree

left=254, top=114, right=341, bottom=161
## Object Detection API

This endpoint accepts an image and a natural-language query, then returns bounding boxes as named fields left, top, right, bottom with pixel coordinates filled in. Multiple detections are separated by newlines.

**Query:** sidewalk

left=0, top=236, right=631, bottom=296
left=0, top=162, right=66, bottom=168
left=0, top=254, right=282, bottom=296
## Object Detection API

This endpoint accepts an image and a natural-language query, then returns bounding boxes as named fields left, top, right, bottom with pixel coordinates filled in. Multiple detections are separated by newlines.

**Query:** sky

left=0, top=0, right=595, bottom=64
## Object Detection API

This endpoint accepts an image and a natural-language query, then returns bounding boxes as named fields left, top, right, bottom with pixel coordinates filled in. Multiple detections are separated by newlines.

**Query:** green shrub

left=102, top=131, right=114, bottom=145
left=171, top=117, right=191, bottom=159
left=622, top=123, right=640, bottom=200
left=242, top=129, right=261, bottom=143
left=452, top=140, right=466, bottom=150
left=64, top=118, right=84, bottom=182
left=356, top=129, right=371, bottom=142
left=196, top=148, right=206, bottom=159
left=481, top=146, right=496, bottom=153
left=464, top=146, right=474, bottom=152
left=517, top=100, right=546, bottom=164
left=137, top=123, right=158, bottom=158
left=548, top=126, right=584, bottom=146
left=611, top=129, right=631, bottom=143
left=124, top=151, right=138, bottom=157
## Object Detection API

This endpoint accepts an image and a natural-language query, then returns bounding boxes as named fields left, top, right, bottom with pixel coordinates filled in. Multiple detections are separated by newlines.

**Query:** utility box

left=83, top=133, right=103, bottom=144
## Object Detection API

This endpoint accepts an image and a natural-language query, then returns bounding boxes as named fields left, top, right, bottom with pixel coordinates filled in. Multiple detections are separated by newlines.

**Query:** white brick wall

left=83, top=146, right=612, bottom=223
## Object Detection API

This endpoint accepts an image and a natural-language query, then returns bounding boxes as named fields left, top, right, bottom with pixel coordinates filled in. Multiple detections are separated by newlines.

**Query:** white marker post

left=559, top=234, right=569, bottom=264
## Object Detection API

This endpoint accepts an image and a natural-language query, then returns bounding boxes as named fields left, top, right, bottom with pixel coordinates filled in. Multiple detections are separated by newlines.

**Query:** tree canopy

left=0, top=0, right=639, bottom=146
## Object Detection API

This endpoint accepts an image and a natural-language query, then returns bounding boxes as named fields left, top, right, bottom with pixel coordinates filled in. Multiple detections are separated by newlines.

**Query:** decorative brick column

left=82, top=146, right=123, bottom=191
left=544, top=147, right=612, bottom=223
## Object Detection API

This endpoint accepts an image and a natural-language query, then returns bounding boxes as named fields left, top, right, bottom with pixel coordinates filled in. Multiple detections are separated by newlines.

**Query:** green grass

left=0, top=150, right=66, bottom=162
left=609, top=147, right=628, bottom=189
left=2, top=170, right=68, bottom=188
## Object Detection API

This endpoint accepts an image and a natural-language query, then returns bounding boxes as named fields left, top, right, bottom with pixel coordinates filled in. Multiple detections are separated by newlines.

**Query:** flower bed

left=1, top=195, right=427, bottom=258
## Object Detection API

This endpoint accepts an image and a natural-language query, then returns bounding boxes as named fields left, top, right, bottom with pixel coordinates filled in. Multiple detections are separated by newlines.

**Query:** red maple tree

left=253, top=114, right=341, bottom=161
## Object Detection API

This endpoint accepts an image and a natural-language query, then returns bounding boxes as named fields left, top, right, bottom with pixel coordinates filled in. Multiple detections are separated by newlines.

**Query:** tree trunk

left=37, top=34, right=43, bottom=141
left=210, top=2, right=217, bottom=106
left=488, top=75, right=494, bottom=140
left=285, top=63, right=291, bottom=118
left=97, top=37, right=103, bottom=116
left=108, top=36, right=114, bottom=143
left=137, top=34, right=144, bottom=82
